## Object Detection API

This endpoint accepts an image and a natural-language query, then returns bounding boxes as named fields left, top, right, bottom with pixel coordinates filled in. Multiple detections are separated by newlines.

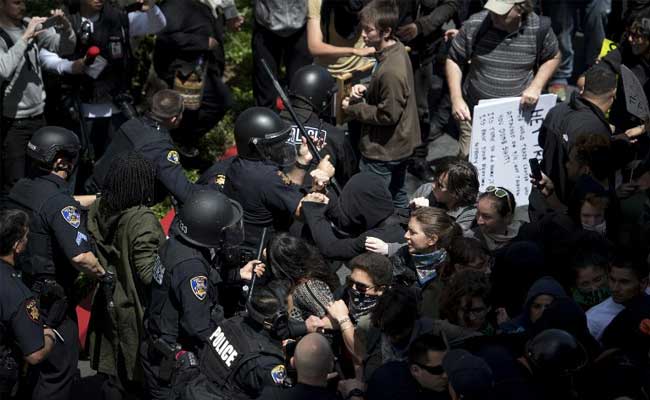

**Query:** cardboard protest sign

left=469, top=94, right=557, bottom=206
left=620, top=64, right=650, bottom=121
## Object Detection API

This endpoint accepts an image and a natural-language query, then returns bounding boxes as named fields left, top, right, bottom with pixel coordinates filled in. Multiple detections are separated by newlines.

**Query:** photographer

left=0, top=0, right=75, bottom=199
left=40, top=0, right=166, bottom=184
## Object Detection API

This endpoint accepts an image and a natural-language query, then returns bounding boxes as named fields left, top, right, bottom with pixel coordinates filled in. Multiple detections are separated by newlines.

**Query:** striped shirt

left=448, top=10, right=559, bottom=108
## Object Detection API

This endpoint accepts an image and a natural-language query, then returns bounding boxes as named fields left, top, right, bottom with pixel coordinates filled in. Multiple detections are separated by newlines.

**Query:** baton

left=260, top=58, right=342, bottom=195
left=247, top=227, right=268, bottom=303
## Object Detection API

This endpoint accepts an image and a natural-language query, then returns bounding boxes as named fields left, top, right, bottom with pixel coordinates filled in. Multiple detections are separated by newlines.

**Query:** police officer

left=281, top=64, right=357, bottom=186
left=185, top=280, right=292, bottom=400
left=141, top=190, right=264, bottom=399
left=6, top=126, right=105, bottom=400
left=201, top=107, right=335, bottom=249
left=87, top=89, right=201, bottom=205
left=0, top=209, right=56, bottom=398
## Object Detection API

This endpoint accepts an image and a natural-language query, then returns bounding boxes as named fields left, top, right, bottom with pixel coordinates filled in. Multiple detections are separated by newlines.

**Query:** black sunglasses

left=414, top=363, right=445, bottom=375
left=346, top=276, right=375, bottom=294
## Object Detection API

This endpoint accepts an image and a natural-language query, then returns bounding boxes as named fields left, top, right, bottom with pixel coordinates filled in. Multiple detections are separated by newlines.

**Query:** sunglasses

left=346, top=276, right=375, bottom=294
left=485, top=185, right=512, bottom=213
left=414, top=363, right=445, bottom=375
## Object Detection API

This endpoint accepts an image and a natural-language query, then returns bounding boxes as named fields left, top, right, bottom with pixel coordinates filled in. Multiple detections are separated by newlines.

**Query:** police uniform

left=202, top=157, right=304, bottom=248
left=0, top=259, right=44, bottom=396
left=185, top=315, right=287, bottom=400
left=88, top=116, right=199, bottom=204
left=6, top=174, right=88, bottom=400
left=280, top=104, right=357, bottom=186
left=141, top=236, right=222, bottom=400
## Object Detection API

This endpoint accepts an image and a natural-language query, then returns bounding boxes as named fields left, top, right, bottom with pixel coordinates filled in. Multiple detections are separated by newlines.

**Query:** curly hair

left=439, top=269, right=491, bottom=325
left=441, top=237, right=490, bottom=281
left=572, top=134, right=611, bottom=181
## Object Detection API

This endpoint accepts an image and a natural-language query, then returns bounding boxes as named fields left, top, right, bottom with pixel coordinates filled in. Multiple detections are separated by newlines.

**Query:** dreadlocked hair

left=101, top=152, right=156, bottom=214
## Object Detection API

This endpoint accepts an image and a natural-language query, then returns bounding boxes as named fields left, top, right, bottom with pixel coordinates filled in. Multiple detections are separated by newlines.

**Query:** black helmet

left=525, top=329, right=588, bottom=377
left=27, top=126, right=81, bottom=166
left=288, top=65, right=336, bottom=113
left=234, top=107, right=295, bottom=167
left=176, top=190, right=244, bottom=249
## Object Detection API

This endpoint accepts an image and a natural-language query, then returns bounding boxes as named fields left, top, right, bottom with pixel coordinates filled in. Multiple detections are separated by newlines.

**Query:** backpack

left=465, top=13, right=552, bottom=73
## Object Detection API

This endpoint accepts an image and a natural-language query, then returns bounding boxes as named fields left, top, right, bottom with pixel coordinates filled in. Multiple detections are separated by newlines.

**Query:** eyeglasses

left=414, top=363, right=445, bottom=375
left=346, top=276, right=375, bottom=294
left=485, top=185, right=512, bottom=213
left=459, top=306, right=489, bottom=318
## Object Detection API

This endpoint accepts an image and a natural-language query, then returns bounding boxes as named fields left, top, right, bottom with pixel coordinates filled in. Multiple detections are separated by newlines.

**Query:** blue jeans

left=359, top=157, right=409, bottom=209
left=547, top=0, right=611, bottom=84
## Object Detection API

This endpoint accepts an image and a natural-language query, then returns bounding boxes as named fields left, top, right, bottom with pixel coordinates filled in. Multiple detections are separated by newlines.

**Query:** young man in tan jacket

left=342, top=0, right=420, bottom=209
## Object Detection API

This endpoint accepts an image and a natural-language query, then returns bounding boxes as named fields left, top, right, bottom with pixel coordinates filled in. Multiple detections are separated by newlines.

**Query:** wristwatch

left=345, top=388, right=365, bottom=399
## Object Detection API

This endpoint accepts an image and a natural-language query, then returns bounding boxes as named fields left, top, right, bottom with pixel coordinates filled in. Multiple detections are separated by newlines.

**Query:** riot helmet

left=288, top=65, right=336, bottom=114
left=27, top=126, right=81, bottom=171
left=176, top=190, right=244, bottom=249
left=525, top=329, right=588, bottom=377
left=246, top=280, right=291, bottom=339
left=234, top=107, right=296, bottom=167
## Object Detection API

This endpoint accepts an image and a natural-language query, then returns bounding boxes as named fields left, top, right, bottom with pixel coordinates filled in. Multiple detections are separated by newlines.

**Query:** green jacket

left=87, top=200, right=165, bottom=382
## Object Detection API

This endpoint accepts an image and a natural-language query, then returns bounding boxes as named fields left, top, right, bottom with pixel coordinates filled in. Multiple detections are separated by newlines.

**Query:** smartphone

left=41, top=16, right=60, bottom=30
left=529, top=158, right=542, bottom=181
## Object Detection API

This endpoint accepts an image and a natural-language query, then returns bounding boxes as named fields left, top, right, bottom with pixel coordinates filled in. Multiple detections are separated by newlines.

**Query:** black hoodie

left=302, top=172, right=406, bottom=261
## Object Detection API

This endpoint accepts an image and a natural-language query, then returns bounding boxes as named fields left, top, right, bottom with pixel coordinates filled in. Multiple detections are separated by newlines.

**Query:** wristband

left=294, top=160, right=310, bottom=170
left=44, top=332, right=57, bottom=345
left=345, top=388, right=365, bottom=400
left=337, top=316, right=351, bottom=326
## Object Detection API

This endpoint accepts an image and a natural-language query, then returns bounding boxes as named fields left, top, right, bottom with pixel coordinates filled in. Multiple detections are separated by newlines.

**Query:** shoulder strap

left=535, top=16, right=552, bottom=71
left=468, top=14, right=492, bottom=64
left=0, top=27, right=14, bottom=48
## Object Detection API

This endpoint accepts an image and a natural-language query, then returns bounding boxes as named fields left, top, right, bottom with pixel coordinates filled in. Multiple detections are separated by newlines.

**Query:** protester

left=439, top=269, right=494, bottom=334
left=469, top=186, right=524, bottom=252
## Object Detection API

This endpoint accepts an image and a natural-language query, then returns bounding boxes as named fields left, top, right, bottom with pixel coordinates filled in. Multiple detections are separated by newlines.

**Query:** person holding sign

left=445, top=0, right=560, bottom=158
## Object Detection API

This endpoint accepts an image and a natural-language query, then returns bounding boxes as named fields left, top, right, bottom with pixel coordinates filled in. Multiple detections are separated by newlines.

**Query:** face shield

left=221, top=200, right=245, bottom=248
left=253, top=130, right=296, bottom=169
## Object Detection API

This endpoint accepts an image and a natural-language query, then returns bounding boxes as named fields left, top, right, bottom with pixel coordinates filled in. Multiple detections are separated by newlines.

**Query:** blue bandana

left=412, top=249, right=447, bottom=287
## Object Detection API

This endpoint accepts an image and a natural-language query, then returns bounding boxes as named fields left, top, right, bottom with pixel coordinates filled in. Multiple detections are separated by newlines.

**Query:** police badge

left=270, top=364, right=287, bottom=384
left=167, top=150, right=180, bottom=164
left=61, top=206, right=81, bottom=228
left=25, top=298, right=40, bottom=323
left=190, top=276, right=208, bottom=301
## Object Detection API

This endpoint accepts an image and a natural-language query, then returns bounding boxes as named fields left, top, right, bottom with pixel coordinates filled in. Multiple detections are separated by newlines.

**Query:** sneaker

left=548, top=83, right=568, bottom=102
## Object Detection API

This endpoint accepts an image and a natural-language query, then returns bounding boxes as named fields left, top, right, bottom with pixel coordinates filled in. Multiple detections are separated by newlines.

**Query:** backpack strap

left=467, top=14, right=493, bottom=65
left=535, top=15, right=552, bottom=72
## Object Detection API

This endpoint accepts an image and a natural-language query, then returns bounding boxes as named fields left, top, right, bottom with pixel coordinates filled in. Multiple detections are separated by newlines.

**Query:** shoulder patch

left=167, top=150, right=180, bottom=164
left=61, top=206, right=81, bottom=228
left=271, top=364, right=287, bottom=385
left=215, top=174, right=226, bottom=186
left=153, top=255, right=165, bottom=285
left=190, top=276, right=208, bottom=301
left=75, top=231, right=88, bottom=246
left=25, top=298, right=40, bottom=324
left=276, top=171, right=291, bottom=186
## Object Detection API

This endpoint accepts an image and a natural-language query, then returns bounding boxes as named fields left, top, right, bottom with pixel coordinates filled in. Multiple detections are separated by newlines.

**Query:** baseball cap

left=483, top=0, right=526, bottom=15
left=442, top=349, right=494, bottom=399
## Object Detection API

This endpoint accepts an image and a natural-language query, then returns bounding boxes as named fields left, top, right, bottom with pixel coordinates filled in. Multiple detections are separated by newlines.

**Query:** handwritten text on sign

left=469, top=94, right=557, bottom=206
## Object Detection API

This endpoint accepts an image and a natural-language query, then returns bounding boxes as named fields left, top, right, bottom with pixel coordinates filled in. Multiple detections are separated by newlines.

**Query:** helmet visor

left=221, top=200, right=245, bottom=247
left=257, top=135, right=297, bottom=168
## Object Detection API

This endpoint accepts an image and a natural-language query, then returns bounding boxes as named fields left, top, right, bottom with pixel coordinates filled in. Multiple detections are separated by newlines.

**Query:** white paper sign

left=469, top=94, right=557, bottom=206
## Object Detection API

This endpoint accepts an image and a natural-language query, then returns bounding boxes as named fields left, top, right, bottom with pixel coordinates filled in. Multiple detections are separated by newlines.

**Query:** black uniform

left=87, top=116, right=200, bottom=204
left=200, top=158, right=304, bottom=248
left=280, top=102, right=357, bottom=186
left=0, top=259, right=44, bottom=397
left=184, top=315, right=287, bottom=400
left=6, top=174, right=90, bottom=400
left=141, top=236, right=223, bottom=400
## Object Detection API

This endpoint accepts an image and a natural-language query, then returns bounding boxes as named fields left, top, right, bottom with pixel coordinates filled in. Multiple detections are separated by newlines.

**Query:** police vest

left=67, top=4, right=131, bottom=104
left=145, top=237, right=218, bottom=346
left=200, top=316, right=284, bottom=400
left=7, top=178, right=65, bottom=279
left=88, top=117, right=167, bottom=192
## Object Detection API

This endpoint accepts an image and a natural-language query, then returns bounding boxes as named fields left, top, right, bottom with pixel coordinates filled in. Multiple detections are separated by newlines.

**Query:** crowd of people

left=2, top=0, right=650, bottom=399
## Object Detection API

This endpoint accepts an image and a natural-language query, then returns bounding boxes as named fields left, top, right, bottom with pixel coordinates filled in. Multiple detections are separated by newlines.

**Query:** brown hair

left=359, top=0, right=398, bottom=36
left=410, top=207, right=462, bottom=250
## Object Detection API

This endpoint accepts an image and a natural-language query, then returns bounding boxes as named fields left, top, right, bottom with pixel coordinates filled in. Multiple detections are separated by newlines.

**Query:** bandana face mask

left=572, top=285, right=610, bottom=309
left=412, top=249, right=447, bottom=287
left=348, top=287, right=380, bottom=320
left=582, top=221, right=607, bottom=235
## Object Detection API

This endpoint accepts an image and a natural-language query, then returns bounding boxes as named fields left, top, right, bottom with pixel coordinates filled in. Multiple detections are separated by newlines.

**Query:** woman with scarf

left=569, top=244, right=611, bottom=311
left=388, top=207, right=461, bottom=320
left=469, top=186, right=525, bottom=252
left=325, top=252, right=393, bottom=374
